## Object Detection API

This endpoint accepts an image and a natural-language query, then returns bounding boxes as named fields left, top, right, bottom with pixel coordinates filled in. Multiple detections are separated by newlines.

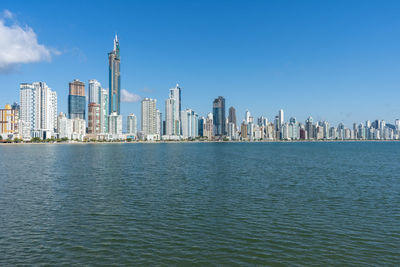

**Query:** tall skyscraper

left=109, top=34, right=121, bottom=115
left=165, top=84, right=181, bottom=135
left=68, top=79, right=85, bottom=120
left=20, top=82, right=57, bottom=139
left=99, top=88, right=109, bottom=133
left=213, top=96, right=226, bottom=136
left=127, top=114, right=137, bottom=136
left=245, top=110, right=251, bottom=124
left=228, top=106, right=237, bottom=126
left=141, top=98, right=157, bottom=135
left=88, top=79, right=101, bottom=104
left=278, top=109, right=284, bottom=128
left=156, top=109, right=162, bottom=136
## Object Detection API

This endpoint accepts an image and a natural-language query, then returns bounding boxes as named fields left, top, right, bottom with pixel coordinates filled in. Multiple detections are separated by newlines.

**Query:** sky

left=1, top=0, right=400, bottom=127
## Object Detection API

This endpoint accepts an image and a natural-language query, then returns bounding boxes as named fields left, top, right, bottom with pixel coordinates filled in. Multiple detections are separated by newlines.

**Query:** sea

left=0, top=142, right=399, bottom=265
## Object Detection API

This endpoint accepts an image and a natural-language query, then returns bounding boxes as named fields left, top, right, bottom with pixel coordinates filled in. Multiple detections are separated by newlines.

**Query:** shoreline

left=1, top=139, right=399, bottom=145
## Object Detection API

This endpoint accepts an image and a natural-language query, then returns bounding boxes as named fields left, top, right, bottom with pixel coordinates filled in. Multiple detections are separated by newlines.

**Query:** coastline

left=1, top=139, right=399, bottom=145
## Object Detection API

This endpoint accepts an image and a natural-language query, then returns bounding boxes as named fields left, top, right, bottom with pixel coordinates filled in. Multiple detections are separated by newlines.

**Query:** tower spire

left=113, top=33, right=118, bottom=51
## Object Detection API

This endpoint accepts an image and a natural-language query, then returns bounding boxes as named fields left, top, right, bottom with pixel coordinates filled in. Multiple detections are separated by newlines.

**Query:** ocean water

left=0, top=142, right=399, bottom=266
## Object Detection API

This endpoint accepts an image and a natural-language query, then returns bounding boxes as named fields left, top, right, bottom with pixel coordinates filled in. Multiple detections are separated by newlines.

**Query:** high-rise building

left=88, top=103, right=101, bottom=134
left=228, top=106, right=237, bottom=126
left=20, top=82, right=57, bottom=139
left=181, top=109, right=198, bottom=139
left=109, top=34, right=121, bottom=115
left=305, top=116, right=314, bottom=139
left=198, top=116, right=205, bottom=137
left=278, top=109, right=284, bottom=129
left=0, top=104, right=18, bottom=138
left=127, top=114, right=137, bottom=136
left=57, top=112, right=73, bottom=139
left=165, top=84, right=181, bottom=135
left=204, top=112, right=213, bottom=140
left=88, top=79, right=101, bottom=104
left=108, top=112, right=122, bottom=135
left=245, top=110, right=251, bottom=124
left=99, top=88, right=109, bottom=133
left=213, top=96, right=226, bottom=136
left=156, top=109, right=162, bottom=136
left=68, top=79, right=85, bottom=120
left=141, top=98, right=157, bottom=135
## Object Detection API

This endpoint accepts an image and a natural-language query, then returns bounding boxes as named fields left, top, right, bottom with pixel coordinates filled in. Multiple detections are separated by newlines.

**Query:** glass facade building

left=109, top=35, right=121, bottom=115
left=213, top=96, right=226, bottom=136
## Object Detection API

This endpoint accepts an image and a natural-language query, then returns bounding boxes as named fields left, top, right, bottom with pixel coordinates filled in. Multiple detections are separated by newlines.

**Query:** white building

left=141, top=98, right=157, bottom=138
left=109, top=112, right=122, bottom=135
left=181, top=109, right=198, bottom=139
left=278, top=109, right=284, bottom=129
left=20, top=82, right=57, bottom=139
left=57, top=112, right=73, bottom=139
left=88, top=79, right=101, bottom=104
left=165, top=84, right=181, bottom=136
left=99, top=88, right=109, bottom=133
left=127, top=113, right=137, bottom=136
left=72, top=118, right=86, bottom=140
left=156, top=109, right=162, bottom=136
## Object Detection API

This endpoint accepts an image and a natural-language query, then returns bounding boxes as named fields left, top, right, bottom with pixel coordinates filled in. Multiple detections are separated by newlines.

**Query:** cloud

left=121, top=89, right=141, bottom=103
left=0, top=10, right=58, bottom=73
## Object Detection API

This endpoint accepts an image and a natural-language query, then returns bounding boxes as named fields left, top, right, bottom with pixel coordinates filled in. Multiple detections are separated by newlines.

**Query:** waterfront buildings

left=20, top=82, right=57, bottom=139
left=108, top=112, right=123, bottom=136
left=127, top=114, right=137, bottom=137
left=0, top=104, right=19, bottom=139
left=213, top=96, right=226, bottom=137
left=156, top=109, right=163, bottom=136
left=88, top=79, right=101, bottom=105
left=57, top=112, right=73, bottom=139
left=68, top=79, right=85, bottom=120
left=181, top=109, right=198, bottom=139
left=109, top=34, right=121, bottom=115
left=88, top=103, right=101, bottom=134
left=165, top=84, right=181, bottom=136
left=204, top=112, right=214, bottom=140
left=141, top=98, right=157, bottom=139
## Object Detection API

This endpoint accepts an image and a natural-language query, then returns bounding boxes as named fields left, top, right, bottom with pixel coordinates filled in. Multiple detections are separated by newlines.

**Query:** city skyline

left=1, top=1, right=400, bottom=126
left=2, top=33, right=400, bottom=141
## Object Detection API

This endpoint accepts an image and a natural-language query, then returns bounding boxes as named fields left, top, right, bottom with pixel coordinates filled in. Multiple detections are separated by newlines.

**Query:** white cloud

left=121, top=89, right=141, bottom=103
left=0, top=10, right=58, bottom=72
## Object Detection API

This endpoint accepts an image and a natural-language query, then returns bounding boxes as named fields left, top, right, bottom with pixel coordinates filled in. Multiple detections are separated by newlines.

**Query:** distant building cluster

left=1, top=36, right=400, bottom=142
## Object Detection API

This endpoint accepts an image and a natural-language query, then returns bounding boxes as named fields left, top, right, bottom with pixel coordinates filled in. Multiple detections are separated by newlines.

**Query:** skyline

left=1, top=1, right=400, bottom=126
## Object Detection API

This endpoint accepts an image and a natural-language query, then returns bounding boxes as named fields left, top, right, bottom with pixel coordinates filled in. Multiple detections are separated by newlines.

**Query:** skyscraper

left=109, top=34, right=121, bottom=115
left=156, top=109, right=162, bottom=136
left=228, top=106, right=237, bottom=126
left=213, top=96, right=226, bottom=136
left=181, top=109, right=198, bottom=139
left=99, top=88, right=109, bottom=133
left=278, top=109, right=284, bottom=129
left=245, top=110, right=251, bottom=124
left=20, top=82, right=57, bottom=139
left=141, top=98, right=157, bottom=135
left=88, top=79, right=101, bottom=104
left=68, top=79, right=85, bottom=120
left=165, top=84, right=181, bottom=135
left=88, top=103, right=101, bottom=134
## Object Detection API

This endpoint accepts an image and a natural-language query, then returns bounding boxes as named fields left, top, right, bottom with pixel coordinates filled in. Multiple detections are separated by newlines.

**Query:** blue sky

left=1, top=0, right=400, bottom=127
